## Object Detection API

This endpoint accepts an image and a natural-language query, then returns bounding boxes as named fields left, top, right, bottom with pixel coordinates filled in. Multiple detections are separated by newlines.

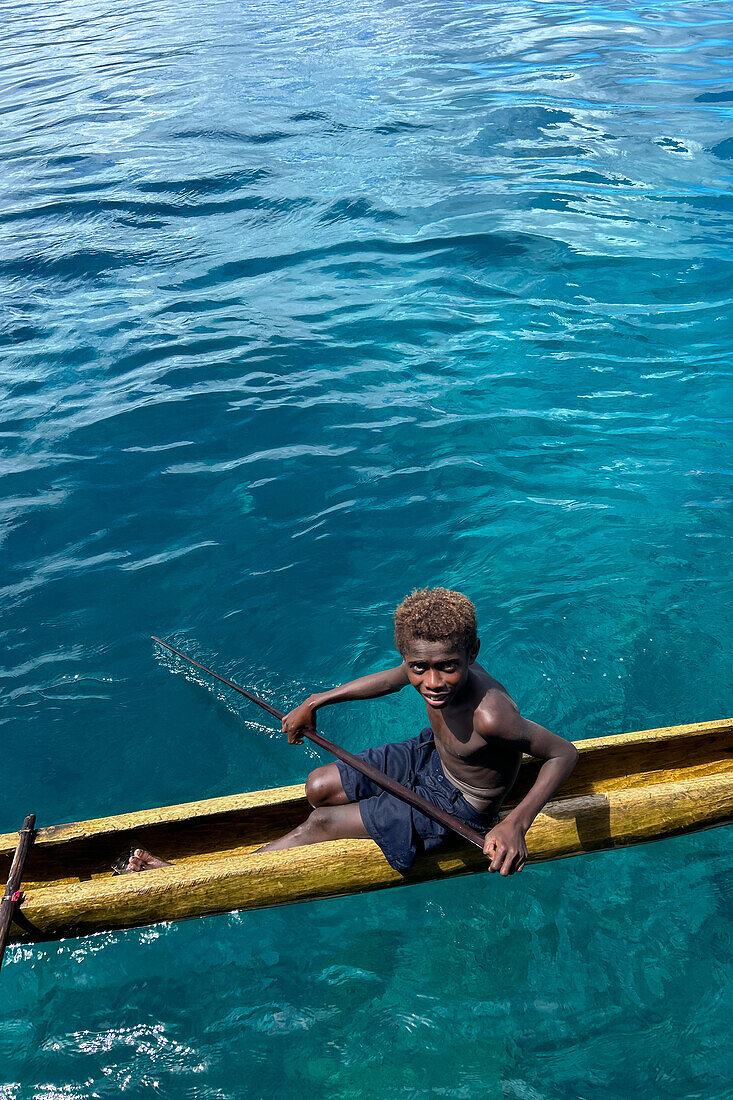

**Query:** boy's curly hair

left=393, top=588, right=478, bottom=656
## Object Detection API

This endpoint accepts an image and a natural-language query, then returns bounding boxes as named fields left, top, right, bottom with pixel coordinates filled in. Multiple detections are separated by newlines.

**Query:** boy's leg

left=255, top=763, right=361, bottom=853
left=256, top=732, right=436, bottom=867
left=256, top=738, right=424, bottom=857
left=124, top=765, right=363, bottom=870
left=256, top=802, right=369, bottom=852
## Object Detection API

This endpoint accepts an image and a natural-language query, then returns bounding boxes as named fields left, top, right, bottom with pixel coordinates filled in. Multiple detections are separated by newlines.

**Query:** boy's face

left=402, top=636, right=478, bottom=710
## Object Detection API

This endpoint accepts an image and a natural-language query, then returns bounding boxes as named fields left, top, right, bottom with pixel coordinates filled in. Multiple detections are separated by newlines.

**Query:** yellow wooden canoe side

left=0, top=784, right=307, bottom=856
left=9, top=767, right=733, bottom=944
left=568, top=715, right=732, bottom=753
left=1, top=717, right=730, bottom=857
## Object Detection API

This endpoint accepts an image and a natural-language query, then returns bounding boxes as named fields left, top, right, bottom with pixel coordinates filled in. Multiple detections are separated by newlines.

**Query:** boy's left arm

left=479, top=699, right=579, bottom=876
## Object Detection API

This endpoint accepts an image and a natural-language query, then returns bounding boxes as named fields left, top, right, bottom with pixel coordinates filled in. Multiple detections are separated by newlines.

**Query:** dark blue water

left=1, top=0, right=732, bottom=1094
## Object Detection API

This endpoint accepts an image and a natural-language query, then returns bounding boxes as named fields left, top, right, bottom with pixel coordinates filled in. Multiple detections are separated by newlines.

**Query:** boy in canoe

left=257, top=587, right=578, bottom=875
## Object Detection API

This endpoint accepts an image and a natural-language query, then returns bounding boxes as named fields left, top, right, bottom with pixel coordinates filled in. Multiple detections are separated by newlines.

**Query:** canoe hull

left=2, top=717, right=732, bottom=945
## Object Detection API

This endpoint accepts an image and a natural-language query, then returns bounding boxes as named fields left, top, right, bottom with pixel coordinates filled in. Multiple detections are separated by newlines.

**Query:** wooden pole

left=151, top=638, right=486, bottom=850
left=0, top=815, right=36, bottom=969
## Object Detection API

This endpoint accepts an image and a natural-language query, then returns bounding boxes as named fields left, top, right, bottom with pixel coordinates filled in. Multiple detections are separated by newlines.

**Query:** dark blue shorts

left=335, top=727, right=497, bottom=873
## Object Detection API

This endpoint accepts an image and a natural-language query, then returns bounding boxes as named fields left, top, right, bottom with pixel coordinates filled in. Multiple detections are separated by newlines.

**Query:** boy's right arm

left=282, top=664, right=409, bottom=744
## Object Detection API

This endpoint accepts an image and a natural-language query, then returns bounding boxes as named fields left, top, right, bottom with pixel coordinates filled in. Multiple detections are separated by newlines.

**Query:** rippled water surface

left=1, top=0, right=732, bottom=1094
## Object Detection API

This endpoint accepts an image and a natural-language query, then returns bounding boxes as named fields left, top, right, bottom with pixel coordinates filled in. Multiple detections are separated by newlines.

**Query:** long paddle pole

left=151, top=637, right=485, bottom=850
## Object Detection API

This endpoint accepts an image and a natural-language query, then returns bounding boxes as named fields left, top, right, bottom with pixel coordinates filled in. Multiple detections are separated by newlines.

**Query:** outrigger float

left=2, top=715, right=732, bottom=950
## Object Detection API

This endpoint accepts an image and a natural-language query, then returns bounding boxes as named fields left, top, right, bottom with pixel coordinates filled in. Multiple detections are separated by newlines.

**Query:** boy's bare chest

left=430, top=720, right=487, bottom=763
left=427, top=708, right=521, bottom=787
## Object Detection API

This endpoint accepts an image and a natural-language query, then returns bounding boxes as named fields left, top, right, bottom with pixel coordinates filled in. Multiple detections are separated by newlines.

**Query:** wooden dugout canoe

left=2, top=717, right=732, bottom=947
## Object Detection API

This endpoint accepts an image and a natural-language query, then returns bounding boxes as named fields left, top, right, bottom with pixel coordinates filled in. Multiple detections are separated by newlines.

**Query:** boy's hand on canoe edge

left=483, top=819, right=528, bottom=876
left=282, top=699, right=317, bottom=744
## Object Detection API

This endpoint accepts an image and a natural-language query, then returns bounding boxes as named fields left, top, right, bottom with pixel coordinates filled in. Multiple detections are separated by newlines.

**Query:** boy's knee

left=305, top=766, right=338, bottom=807
left=305, top=806, right=336, bottom=838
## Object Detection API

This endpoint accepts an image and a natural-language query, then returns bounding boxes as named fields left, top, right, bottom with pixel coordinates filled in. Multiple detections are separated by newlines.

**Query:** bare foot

left=124, top=848, right=171, bottom=873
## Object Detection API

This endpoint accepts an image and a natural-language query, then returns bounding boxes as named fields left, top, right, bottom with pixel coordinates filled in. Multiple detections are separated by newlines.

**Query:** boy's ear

left=470, top=639, right=480, bottom=663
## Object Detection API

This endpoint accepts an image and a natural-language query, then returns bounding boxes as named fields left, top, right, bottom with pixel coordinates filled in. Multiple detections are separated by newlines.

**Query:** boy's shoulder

left=470, top=669, right=522, bottom=740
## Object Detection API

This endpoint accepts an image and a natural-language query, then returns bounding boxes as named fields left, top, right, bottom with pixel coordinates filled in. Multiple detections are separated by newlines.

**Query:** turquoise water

left=2, top=0, right=732, bottom=1093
